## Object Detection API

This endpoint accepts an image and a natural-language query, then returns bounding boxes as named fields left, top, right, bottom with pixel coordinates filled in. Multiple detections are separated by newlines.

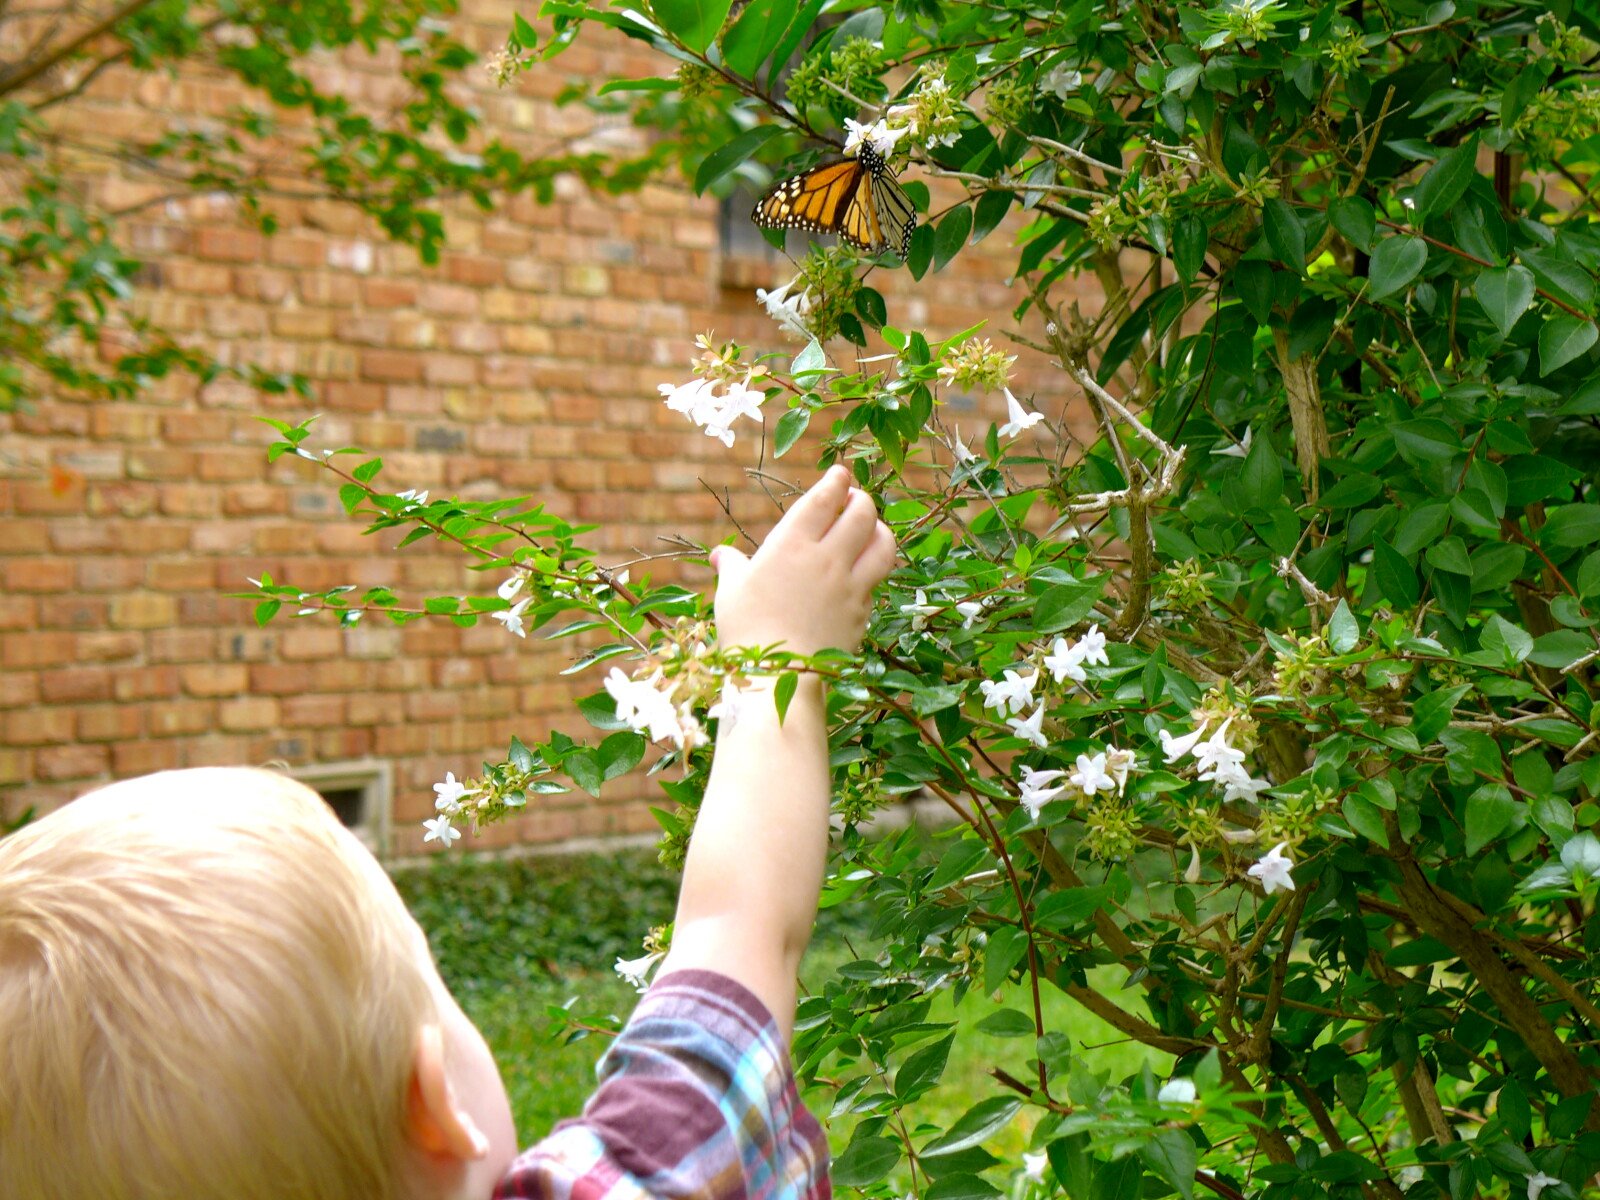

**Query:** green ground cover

left=395, top=848, right=1170, bottom=1163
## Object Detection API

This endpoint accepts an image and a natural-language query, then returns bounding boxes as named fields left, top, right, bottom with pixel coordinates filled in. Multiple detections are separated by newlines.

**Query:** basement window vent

left=291, top=760, right=392, bottom=856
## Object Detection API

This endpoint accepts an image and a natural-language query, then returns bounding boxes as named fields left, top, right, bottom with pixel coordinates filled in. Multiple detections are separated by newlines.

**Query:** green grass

left=396, top=850, right=1172, bottom=1154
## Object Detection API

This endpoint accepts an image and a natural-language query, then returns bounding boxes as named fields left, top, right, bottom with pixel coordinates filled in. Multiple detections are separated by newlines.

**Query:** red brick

left=0, top=673, right=39, bottom=709
left=77, top=706, right=142, bottom=742
left=111, top=593, right=178, bottom=629
left=6, top=559, right=74, bottom=592
left=360, top=350, right=424, bottom=382
left=147, top=700, right=215, bottom=737
left=3, top=708, right=74, bottom=746
left=3, top=632, right=74, bottom=669
left=112, top=740, right=181, bottom=776
left=195, top=227, right=264, bottom=262
left=181, top=663, right=248, bottom=697
left=283, top=695, right=344, bottom=727
left=113, top=666, right=179, bottom=701
left=218, top=696, right=278, bottom=732
left=37, top=744, right=109, bottom=782
left=0, top=748, right=30, bottom=786
left=41, top=668, right=114, bottom=704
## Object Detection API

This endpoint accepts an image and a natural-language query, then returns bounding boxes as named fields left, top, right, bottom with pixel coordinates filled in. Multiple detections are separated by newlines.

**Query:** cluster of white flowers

left=843, top=117, right=909, bottom=158
left=1160, top=715, right=1272, bottom=803
left=493, top=572, right=531, bottom=637
left=754, top=279, right=813, bottom=340
left=604, top=666, right=709, bottom=752
left=395, top=487, right=429, bottom=509
left=887, top=74, right=961, bottom=148
left=614, top=949, right=665, bottom=993
left=658, top=374, right=766, bottom=448
left=423, top=771, right=479, bottom=847
left=1013, top=742, right=1134, bottom=820
left=1042, top=625, right=1108, bottom=684
left=980, top=666, right=1039, bottom=716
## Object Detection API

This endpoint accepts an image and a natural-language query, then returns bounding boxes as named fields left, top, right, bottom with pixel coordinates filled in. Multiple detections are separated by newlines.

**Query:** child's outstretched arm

left=661, top=465, right=897, bottom=1038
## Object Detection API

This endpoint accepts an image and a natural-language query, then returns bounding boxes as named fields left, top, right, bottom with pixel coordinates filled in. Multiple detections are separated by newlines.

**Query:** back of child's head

left=0, top=767, right=436, bottom=1200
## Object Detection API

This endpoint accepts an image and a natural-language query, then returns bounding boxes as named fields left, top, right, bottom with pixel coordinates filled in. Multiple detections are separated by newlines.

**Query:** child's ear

left=406, top=1023, right=491, bottom=1162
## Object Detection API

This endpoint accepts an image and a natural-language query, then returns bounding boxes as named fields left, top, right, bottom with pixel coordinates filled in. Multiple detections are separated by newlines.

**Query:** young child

left=0, top=464, right=895, bottom=1200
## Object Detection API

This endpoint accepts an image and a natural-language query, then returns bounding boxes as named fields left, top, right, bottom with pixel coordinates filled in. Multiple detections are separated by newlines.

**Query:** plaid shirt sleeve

left=493, top=969, right=831, bottom=1200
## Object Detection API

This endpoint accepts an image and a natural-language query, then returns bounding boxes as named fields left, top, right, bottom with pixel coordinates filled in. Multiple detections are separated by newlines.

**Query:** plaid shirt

left=494, top=970, right=831, bottom=1200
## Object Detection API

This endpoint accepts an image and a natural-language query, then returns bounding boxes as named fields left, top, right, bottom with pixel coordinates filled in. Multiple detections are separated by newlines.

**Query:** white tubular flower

left=1043, top=636, right=1087, bottom=684
left=396, top=488, right=430, bottom=507
left=1007, top=706, right=1049, bottom=749
left=1105, top=746, right=1136, bottom=794
left=1158, top=722, right=1209, bottom=763
left=900, top=588, right=942, bottom=631
left=1021, top=1152, right=1049, bottom=1183
left=432, top=771, right=476, bottom=814
left=1214, top=760, right=1272, bottom=803
left=1039, top=64, right=1083, bottom=100
left=955, top=600, right=985, bottom=628
left=1157, top=1077, right=1197, bottom=1105
left=659, top=377, right=717, bottom=417
left=755, top=280, right=812, bottom=339
left=1527, top=1172, right=1562, bottom=1200
left=998, top=388, right=1046, bottom=439
left=1247, top=842, right=1295, bottom=894
left=951, top=428, right=979, bottom=463
left=492, top=597, right=531, bottom=638
left=422, top=816, right=460, bottom=847
left=717, top=376, right=766, bottom=426
left=1212, top=427, right=1254, bottom=459
left=1193, top=717, right=1245, bottom=781
left=979, top=667, right=1039, bottom=717
left=706, top=679, right=747, bottom=729
left=1070, top=750, right=1116, bottom=797
left=1075, top=625, right=1108, bottom=665
left=1017, top=766, right=1068, bottom=820
left=843, top=117, right=909, bottom=157
left=614, top=950, right=665, bottom=993
left=605, top=669, right=683, bottom=745
left=498, top=573, right=526, bottom=602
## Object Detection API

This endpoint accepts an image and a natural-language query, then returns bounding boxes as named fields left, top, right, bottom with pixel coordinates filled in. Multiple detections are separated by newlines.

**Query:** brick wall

left=0, top=0, right=1103, bottom=852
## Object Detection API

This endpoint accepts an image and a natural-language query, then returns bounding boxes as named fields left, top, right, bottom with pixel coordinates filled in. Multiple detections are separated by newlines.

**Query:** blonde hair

left=0, top=767, right=436, bottom=1200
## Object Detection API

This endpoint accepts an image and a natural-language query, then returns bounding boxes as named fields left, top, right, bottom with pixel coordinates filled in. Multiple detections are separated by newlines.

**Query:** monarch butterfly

left=751, top=144, right=917, bottom=260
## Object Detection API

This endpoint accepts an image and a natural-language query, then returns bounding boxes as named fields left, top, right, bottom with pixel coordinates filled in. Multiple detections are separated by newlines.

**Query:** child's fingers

left=826, top=487, right=879, bottom=562
left=776, top=464, right=853, bottom=542
left=853, top=520, right=898, bottom=585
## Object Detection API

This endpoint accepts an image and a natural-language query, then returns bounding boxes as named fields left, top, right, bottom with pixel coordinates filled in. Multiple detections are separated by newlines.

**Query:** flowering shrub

left=253, top=1, right=1600, bottom=1198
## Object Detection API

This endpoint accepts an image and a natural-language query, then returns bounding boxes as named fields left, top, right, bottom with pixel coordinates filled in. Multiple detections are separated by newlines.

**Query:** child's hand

left=710, top=465, right=896, bottom=657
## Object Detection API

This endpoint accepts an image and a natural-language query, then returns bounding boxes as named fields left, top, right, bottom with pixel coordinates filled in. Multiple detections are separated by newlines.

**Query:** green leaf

left=1035, top=579, right=1104, bottom=632
left=719, top=0, right=797, bottom=78
left=1368, top=235, right=1427, bottom=300
left=774, top=407, right=810, bottom=458
left=1330, top=195, right=1376, bottom=253
left=1413, top=684, right=1471, bottom=744
left=694, top=125, right=783, bottom=195
left=1372, top=538, right=1419, bottom=608
left=922, top=1097, right=1022, bottom=1156
left=1543, top=503, right=1600, bottom=549
left=896, top=1032, right=955, bottom=1100
left=1475, top=265, right=1535, bottom=337
left=352, top=456, right=383, bottom=483
left=1539, top=315, right=1598, bottom=376
left=598, top=731, right=645, bottom=780
left=1139, top=1130, right=1196, bottom=1200
left=983, top=926, right=1029, bottom=992
left=508, top=735, right=536, bottom=771
left=1034, top=884, right=1114, bottom=930
left=1173, top=213, right=1208, bottom=282
left=512, top=12, right=538, bottom=46
left=1390, top=419, right=1460, bottom=467
left=1412, top=137, right=1479, bottom=219
left=254, top=599, right=281, bottom=626
left=1238, top=427, right=1284, bottom=509
left=791, top=338, right=827, bottom=379
left=774, top=671, right=798, bottom=724
left=935, top=204, right=974, bottom=271
left=1482, top=614, right=1533, bottom=664
left=925, top=1175, right=1001, bottom=1200
left=1262, top=199, right=1305, bottom=273
left=833, top=1136, right=902, bottom=1187
left=338, top=483, right=366, bottom=513
left=971, top=190, right=1013, bottom=245
left=1343, top=795, right=1390, bottom=848
left=975, top=1008, right=1036, bottom=1037
left=907, top=222, right=934, bottom=279
left=566, top=750, right=603, bottom=796
left=652, top=0, right=735, bottom=53
left=1465, top=783, right=1518, bottom=856
left=1328, top=599, right=1359, bottom=653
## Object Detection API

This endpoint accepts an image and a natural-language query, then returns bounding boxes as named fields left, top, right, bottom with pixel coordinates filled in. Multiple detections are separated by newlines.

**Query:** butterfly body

left=751, top=144, right=917, bottom=260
